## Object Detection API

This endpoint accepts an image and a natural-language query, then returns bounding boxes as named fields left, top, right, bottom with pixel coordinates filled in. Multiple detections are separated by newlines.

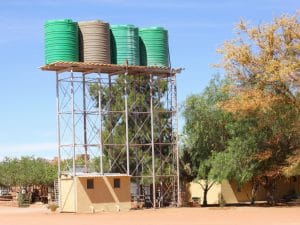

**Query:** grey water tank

left=78, top=20, right=111, bottom=64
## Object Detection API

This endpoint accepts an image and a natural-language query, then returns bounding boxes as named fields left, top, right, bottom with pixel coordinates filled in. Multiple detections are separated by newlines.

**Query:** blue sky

left=0, top=0, right=299, bottom=159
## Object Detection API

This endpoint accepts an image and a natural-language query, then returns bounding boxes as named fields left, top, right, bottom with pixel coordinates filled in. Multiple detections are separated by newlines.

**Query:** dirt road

left=0, top=205, right=299, bottom=225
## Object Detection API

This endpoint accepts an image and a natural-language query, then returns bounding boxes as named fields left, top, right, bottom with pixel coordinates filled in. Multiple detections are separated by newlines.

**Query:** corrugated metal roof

left=62, top=172, right=131, bottom=178
left=40, top=61, right=182, bottom=76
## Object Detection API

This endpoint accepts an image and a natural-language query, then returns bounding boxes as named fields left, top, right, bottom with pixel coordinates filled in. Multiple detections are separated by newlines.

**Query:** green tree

left=0, top=157, right=19, bottom=187
left=0, top=157, right=57, bottom=188
left=90, top=75, right=172, bottom=178
left=182, top=76, right=231, bottom=206
left=212, top=13, right=300, bottom=204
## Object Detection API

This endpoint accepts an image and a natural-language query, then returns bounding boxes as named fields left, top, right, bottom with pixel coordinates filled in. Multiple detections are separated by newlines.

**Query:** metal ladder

left=54, top=179, right=59, bottom=205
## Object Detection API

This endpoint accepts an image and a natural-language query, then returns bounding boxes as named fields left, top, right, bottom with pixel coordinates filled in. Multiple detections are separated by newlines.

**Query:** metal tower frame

left=42, top=62, right=182, bottom=208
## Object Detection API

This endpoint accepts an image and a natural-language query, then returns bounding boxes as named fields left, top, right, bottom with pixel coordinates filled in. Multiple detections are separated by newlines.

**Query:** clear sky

left=0, top=0, right=299, bottom=159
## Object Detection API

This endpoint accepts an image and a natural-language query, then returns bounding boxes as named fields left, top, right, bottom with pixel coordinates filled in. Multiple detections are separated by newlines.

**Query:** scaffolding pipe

left=150, top=74, right=156, bottom=208
left=174, top=75, right=181, bottom=206
left=71, top=69, right=76, bottom=177
left=70, top=69, right=77, bottom=212
left=83, top=74, right=88, bottom=172
left=56, top=72, right=62, bottom=210
left=124, top=71, right=130, bottom=175
left=108, top=75, right=113, bottom=172
left=98, top=73, right=104, bottom=175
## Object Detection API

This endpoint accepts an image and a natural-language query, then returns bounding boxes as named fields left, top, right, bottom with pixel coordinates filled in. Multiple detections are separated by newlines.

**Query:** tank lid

left=139, top=26, right=166, bottom=31
left=45, top=19, right=74, bottom=24
left=110, top=24, right=136, bottom=29
left=78, top=20, right=108, bottom=25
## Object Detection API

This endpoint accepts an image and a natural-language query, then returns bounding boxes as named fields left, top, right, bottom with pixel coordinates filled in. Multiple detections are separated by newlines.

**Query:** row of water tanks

left=44, top=19, right=170, bottom=67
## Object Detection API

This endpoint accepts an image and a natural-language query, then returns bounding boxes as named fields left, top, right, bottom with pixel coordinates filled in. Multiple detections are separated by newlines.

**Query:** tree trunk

left=266, top=183, right=275, bottom=206
left=251, top=181, right=259, bottom=205
left=260, top=176, right=276, bottom=206
left=202, top=184, right=208, bottom=207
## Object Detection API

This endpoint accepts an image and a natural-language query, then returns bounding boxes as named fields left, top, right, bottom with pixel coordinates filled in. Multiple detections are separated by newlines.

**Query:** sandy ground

left=0, top=205, right=300, bottom=225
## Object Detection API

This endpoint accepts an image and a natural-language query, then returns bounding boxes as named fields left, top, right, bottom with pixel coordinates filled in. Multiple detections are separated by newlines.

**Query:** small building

left=185, top=175, right=300, bottom=205
left=60, top=173, right=131, bottom=213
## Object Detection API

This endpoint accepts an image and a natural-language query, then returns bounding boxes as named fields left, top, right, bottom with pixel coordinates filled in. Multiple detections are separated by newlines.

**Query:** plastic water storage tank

left=110, top=25, right=140, bottom=65
left=44, top=19, right=79, bottom=64
left=139, top=27, right=169, bottom=67
left=78, top=20, right=110, bottom=64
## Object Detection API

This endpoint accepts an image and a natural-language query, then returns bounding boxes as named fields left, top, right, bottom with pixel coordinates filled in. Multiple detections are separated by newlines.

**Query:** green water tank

left=110, top=25, right=140, bottom=65
left=139, top=27, right=169, bottom=67
left=44, top=19, right=79, bottom=64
